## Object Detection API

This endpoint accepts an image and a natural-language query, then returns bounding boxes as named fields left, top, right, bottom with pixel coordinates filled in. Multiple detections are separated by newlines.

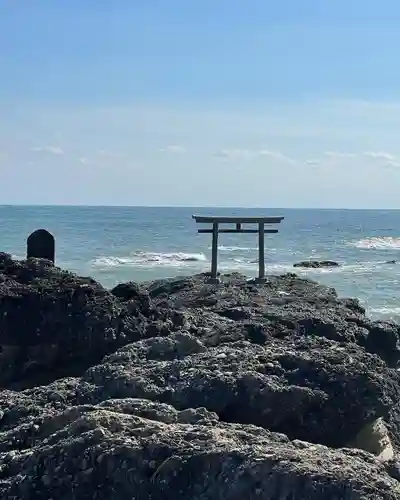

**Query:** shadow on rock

left=0, top=255, right=154, bottom=388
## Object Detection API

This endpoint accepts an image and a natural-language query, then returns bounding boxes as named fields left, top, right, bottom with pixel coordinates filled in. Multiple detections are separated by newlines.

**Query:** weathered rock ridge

left=293, top=260, right=340, bottom=268
left=1, top=254, right=400, bottom=498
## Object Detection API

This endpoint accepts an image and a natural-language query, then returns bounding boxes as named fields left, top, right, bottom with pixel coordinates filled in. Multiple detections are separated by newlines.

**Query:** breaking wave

left=368, top=306, right=400, bottom=320
left=212, top=245, right=258, bottom=252
left=218, top=261, right=378, bottom=274
left=91, top=249, right=395, bottom=280
left=92, top=251, right=207, bottom=269
left=352, top=237, right=400, bottom=250
left=369, top=306, right=400, bottom=315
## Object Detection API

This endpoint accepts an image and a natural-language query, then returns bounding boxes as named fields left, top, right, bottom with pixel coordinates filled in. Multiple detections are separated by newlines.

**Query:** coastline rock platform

left=1, top=254, right=400, bottom=498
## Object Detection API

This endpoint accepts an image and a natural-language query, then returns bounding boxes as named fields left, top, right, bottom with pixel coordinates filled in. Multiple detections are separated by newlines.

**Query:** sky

left=2, top=1, right=400, bottom=208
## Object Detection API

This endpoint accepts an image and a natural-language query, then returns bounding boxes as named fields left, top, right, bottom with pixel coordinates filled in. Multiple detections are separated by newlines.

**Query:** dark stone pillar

left=27, top=229, right=55, bottom=263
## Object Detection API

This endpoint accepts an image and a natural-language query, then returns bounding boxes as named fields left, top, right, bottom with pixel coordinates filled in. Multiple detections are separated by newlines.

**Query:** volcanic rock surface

left=293, top=260, right=340, bottom=268
left=1, top=254, right=400, bottom=498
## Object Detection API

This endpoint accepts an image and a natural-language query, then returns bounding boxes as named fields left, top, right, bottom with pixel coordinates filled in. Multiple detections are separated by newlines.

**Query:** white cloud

left=4, top=99, right=400, bottom=206
left=212, top=148, right=294, bottom=163
left=303, top=150, right=400, bottom=170
left=323, top=151, right=356, bottom=158
left=363, top=151, right=396, bottom=161
left=384, top=160, right=400, bottom=169
left=362, top=151, right=400, bottom=169
left=31, top=145, right=64, bottom=155
left=159, top=145, right=186, bottom=154
left=257, top=149, right=295, bottom=163
left=303, top=159, right=321, bottom=166
left=212, top=148, right=253, bottom=160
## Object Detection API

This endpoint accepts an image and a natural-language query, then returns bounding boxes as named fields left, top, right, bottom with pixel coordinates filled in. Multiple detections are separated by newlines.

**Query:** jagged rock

left=386, top=460, right=400, bottom=481
left=111, top=281, right=153, bottom=316
left=0, top=261, right=399, bottom=384
left=111, top=281, right=142, bottom=301
left=79, top=332, right=400, bottom=449
left=0, top=396, right=399, bottom=499
left=293, top=260, right=340, bottom=268
left=365, top=321, right=400, bottom=366
left=2, top=328, right=399, bottom=451
left=141, top=273, right=400, bottom=366
left=1, top=258, right=400, bottom=498
left=0, top=258, right=152, bottom=388
left=0, top=252, right=14, bottom=267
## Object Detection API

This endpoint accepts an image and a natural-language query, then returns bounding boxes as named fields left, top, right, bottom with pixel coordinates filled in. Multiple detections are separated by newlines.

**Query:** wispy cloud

left=212, top=149, right=252, bottom=160
left=385, top=160, right=400, bottom=169
left=363, top=151, right=396, bottom=161
left=304, top=159, right=321, bottom=166
left=258, top=149, right=295, bottom=163
left=31, top=145, right=64, bottom=155
left=323, top=151, right=356, bottom=158
left=304, top=150, right=400, bottom=169
left=159, top=145, right=186, bottom=154
left=212, top=148, right=294, bottom=163
left=362, top=151, right=400, bottom=168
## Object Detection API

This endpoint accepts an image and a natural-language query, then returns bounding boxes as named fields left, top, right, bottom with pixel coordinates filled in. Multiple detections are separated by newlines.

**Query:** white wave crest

left=212, top=245, right=258, bottom=252
left=92, top=251, right=207, bottom=269
left=217, top=260, right=383, bottom=275
left=368, top=306, right=400, bottom=320
left=352, top=237, right=400, bottom=250
left=369, top=306, right=400, bottom=315
left=218, top=261, right=293, bottom=273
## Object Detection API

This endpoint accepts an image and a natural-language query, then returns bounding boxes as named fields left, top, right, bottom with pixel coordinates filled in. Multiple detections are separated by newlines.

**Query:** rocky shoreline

left=1, top=252, right=400, bottom=498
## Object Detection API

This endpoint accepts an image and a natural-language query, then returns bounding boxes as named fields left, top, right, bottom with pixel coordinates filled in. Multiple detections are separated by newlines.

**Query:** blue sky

left=1, top=1, right=400, bottom=207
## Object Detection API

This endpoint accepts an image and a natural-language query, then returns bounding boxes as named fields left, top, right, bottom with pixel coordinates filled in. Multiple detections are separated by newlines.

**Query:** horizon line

left=0, top=204, right=400, bottom=211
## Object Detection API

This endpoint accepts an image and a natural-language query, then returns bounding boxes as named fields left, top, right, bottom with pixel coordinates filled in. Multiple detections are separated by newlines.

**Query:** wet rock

left=293, top=260, right=340, bottom=268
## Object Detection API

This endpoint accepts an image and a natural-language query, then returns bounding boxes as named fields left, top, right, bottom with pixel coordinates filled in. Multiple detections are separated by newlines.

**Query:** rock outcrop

left=0, top=253, right=156, bottom=388
left=293, top=260, right=340, bottom=268
left=1, top=256, right=400, bottom=498
left=0, top=394, right=399, bottom=499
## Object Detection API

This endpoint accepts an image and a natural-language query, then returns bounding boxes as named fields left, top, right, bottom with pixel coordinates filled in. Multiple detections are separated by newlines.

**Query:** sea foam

left=352, top=237, right=400, bottom=250
left=92, top=251, right=207, bottom=269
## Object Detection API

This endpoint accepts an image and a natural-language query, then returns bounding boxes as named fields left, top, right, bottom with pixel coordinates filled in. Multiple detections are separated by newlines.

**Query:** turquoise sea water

left=2, top=205, right=400, bottom=321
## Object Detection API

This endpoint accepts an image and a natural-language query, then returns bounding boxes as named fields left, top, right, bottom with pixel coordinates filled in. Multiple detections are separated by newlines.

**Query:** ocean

left=1, top=205, right=400, bottom=321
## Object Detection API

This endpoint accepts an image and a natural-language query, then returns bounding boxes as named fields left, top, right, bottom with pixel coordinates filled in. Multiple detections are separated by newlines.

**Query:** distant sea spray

left=92, top=251, right=208, bottom=269
left=351, top=236, right=400, bottom=250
